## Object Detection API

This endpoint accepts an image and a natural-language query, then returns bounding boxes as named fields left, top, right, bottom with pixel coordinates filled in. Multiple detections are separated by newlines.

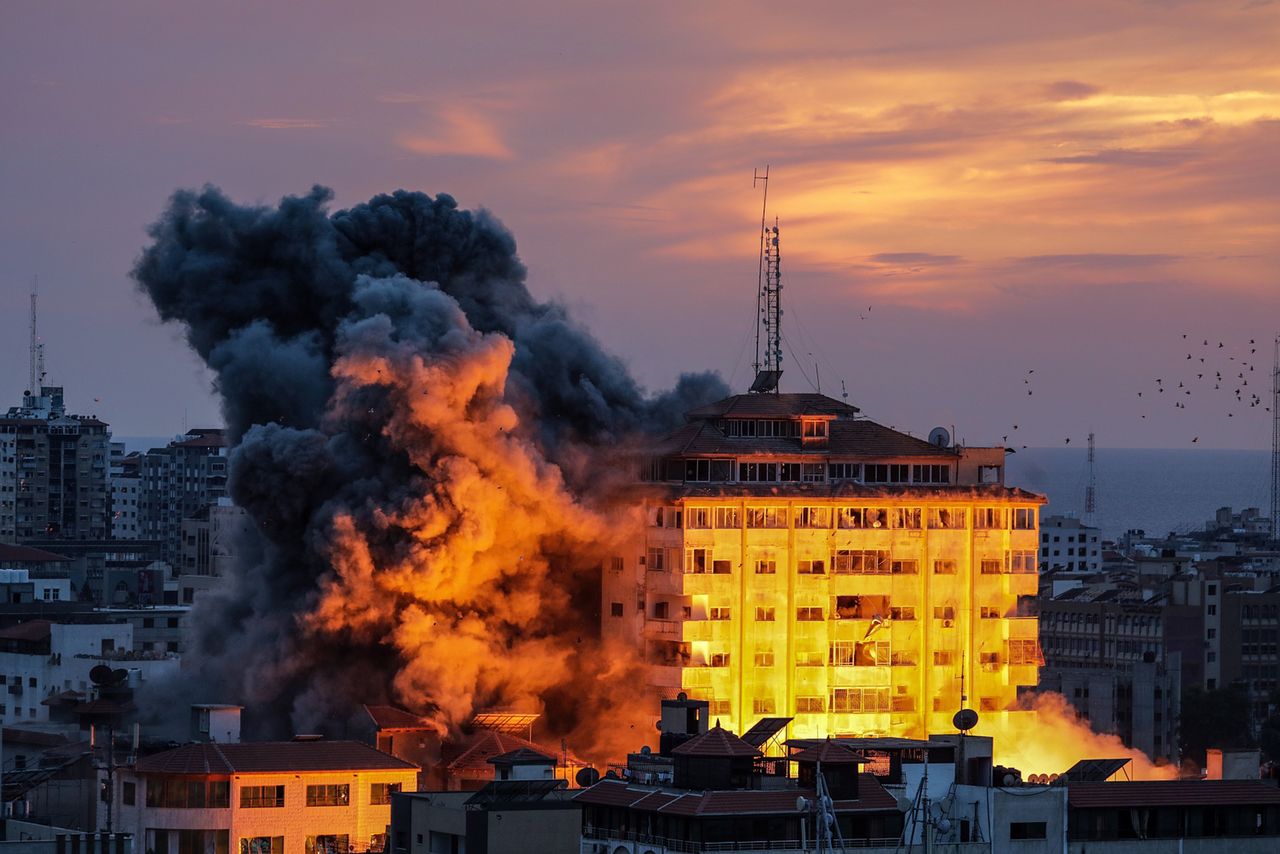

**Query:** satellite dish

left=895, top=795, right=914, bottom=813
left=929, top=803, right=944, bottom=821
left=928, top=427, right=951, bottom=448
left=676, top=692, right=688, bottom=701
left=796, top=796, right=809, bottom=812
left=604, top=770, right=619, bottom=780
left=575, top=767, right=601, bottom=787
left=112, top=668, right=128, bottom=684
left=640, top=745, right=651, bottom=755
left=953, top=709, right=979, bottom=732
left=655, top=720, right=663, bottom=731
left=89, top=665, right=114, bottom=685
left=936, top=818, right=952, bottom=834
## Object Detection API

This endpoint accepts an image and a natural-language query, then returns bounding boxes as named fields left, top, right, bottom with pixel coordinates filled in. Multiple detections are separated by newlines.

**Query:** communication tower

left=750, top=167, right=783, bottom=393
left=28, top=279, right=42, bottom=394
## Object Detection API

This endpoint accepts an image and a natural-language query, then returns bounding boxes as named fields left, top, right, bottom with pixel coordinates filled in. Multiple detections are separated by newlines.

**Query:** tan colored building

left=110, top=741, right=418, bottom=854
left=607, top=393, right=1045, bottom=740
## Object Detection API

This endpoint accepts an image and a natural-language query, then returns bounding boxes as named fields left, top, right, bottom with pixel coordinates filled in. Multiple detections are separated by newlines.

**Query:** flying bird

left=1065, top=438, right=1071, bottom=445
left=1192, top=437, right=1199, bottom=443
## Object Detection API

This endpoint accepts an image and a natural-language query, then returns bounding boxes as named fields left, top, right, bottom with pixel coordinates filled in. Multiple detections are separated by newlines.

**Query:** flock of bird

left=999, top=336, right=1273, bottom=448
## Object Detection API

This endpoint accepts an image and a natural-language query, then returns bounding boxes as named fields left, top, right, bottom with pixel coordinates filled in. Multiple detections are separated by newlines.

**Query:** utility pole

left=749, top=169, right=783, bottom=394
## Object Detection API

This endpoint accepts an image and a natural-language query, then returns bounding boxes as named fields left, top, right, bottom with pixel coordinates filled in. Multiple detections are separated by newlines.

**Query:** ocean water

left=1006, top=447, right=1272, bottom=540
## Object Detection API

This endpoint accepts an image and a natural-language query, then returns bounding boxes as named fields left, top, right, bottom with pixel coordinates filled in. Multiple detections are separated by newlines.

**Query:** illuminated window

left=305, top=785, right=349, bottom=807
left=369, top=783, right=401, bottom=805
left=746, top=507, right=787, bottom=528
left=685, top=548, right=709, bottom=574
left=798, top=559, right=825, bottom=575
left=974, top=508, right=1006, bottom=529
left=796, top=696, right=825, bottom=713
left=802, top=420, right=828, bottom=439
left=928, top=508, right=966, bottom=529
left=686, top=508, right=712, bottom=528
left=795, top=507, right=831, bottom=528
left=714, top=507, right=741, bottom=528
left=893, top=508, right=922, bottom=529
left=240, top=838, right=284, bottom=854
left=305, top=836, right=349, bottom=854
left=710, top=653, right=730, bottom=667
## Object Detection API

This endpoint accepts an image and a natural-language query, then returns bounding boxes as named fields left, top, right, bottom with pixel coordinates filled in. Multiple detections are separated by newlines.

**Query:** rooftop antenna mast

left=1271, top=337, right=1280, bottom=542
left=750, top=167, right=783, bottom=394
left=28, top=278, right=40, bottom=394
left=1084, top=431, right=1097, bottom=527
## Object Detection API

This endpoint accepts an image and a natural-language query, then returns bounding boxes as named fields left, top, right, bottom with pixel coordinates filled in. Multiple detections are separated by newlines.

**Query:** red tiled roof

left=363, top=704, right=432, bottom=731
left=1067, top=780, right=1280, bottom=808
left=575, top=774, right=899, bottom=816
left=0, top=544, right=71, bottom=563
left=671, top=725, right=761, bottom=759
left=686, top=394, right=860, bottom=419
left=791, top=741, right=867, bottom=765
left=135, top=740, right=417, bottom=775
left=0, top=620, right=52, bottom=642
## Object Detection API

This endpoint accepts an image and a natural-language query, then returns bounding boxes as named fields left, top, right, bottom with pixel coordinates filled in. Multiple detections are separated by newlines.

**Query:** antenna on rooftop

left=28, top=277, right=42, bottom=394
left=749, top=167, right=783, bottom=394
left=1084, top=431, right=1097, bottom=527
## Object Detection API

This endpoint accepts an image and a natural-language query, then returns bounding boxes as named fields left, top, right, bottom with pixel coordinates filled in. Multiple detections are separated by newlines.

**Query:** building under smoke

left=608, top=392, right=1045, bottom=739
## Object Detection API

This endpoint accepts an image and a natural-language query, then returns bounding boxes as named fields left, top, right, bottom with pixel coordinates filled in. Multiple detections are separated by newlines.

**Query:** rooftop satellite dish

left=655, top=720, right=663, bottom=731
left=929, top=427, right=951, bottom=448
left=953, top=708, right=979, bottom=732
left=640, top=745, right=652, bottom=755
left=89, top=665, right=114, bottom=685
left=676, top=692, right=688, bottom=701
left=936, top=818, right=952, bottom=834
left=796, top=796, right=809, bottom=812
left=575, top=767, right=601, bottom=787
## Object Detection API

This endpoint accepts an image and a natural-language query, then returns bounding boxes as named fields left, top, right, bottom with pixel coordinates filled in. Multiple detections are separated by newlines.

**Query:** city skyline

left=3, top=1, right=1279, bottom=448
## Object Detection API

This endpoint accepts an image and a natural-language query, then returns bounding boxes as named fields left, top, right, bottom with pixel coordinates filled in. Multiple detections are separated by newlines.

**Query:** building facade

left=136, top=430, right=229, bottom=569
left=606, top=393, right=1044, bottom=740
left=1040, top=515, right=1102, bottom=574
left=110, top=741, right=418, bottom=854
left=1, top=387, right=110, bottom=543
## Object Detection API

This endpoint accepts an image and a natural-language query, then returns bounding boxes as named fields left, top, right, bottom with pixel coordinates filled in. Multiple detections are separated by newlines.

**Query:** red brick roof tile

left=670, top=725, right=761, bottom=759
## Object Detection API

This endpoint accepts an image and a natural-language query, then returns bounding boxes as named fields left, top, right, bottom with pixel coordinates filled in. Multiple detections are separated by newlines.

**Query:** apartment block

left=607, top=393, right=1044, bottom=740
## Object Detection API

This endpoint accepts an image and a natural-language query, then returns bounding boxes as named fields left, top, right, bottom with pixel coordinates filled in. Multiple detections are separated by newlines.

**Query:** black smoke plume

left=134, top=185, right=726, bottom=746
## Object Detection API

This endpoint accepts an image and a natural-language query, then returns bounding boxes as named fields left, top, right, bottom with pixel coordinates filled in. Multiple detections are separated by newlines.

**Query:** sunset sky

left=2, top=1, right=1278, bottom=448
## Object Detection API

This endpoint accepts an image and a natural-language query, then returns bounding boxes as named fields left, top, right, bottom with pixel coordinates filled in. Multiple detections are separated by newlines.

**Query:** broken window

left=831, top=550, right=891, bottom=574
left=928, top=508, right=967, bottom=529
left=975, top=508, right=1006, bottom=529
left=890, top=606, right=915, bottom=621
left=795, top=506, right=831, bottom=528
left=780, top=463, right=801, bottom=482
left=710, top=653, right=730, bottom=667
left=685, top=548, right=709, bottom=574
left=893, top=507, right=922, bottom=529
left=746, top=507, right=786, bottom=528
left=715, top=507, right=741, bottom=528
left=686, top=508, right=712, bottom=528
left=829, top=688, right=890, bottom=713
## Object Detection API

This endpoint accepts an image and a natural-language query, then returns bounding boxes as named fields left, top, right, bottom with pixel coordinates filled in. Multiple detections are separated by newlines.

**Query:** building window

left=755, top=606, right=775, bottom=621
left=890, top=606, right=916, bottom=621
left=928, top=508, right=966, bottom=529
left=241, top=839, right=284, bottom=854
left=1012, top=508, right=1036, bottom=530
left=796, top=607, right=825, bottom=621
left=980, top=559, right=1003, bottom=575
left=240, top=785, right=285, bottom=808
left=370, top=783, right=401, bottom=805
left=829, top=687, right=889, bottom=713
left=802, top=420, right=829, bottom=440
left=795, top=507, right=831, bottom=528
left=653, top=602, right=669, bottom=619
left=685, top=548, right=710, bottom=574
left=893, top=508, right=922, bottom=529
left=831, top=550, right=890, bottom=574
left=934, top=560, right=956, bottom=574
left=123, top=781, right=135, bottom=806
left=754, top=651, right=774, bottom=667
left=837, top=507, right=888, bottom=529
left=745, top=507, right=786, bottom=528
left=305, top=836, right=349, bottom=854
left=710, top=653, right=730, bottom=667
left=740, top=463, right=779, bottom=483
left=1006, top=551, right=1037, bottom=574
left=779, top=463, right=801, bottom=482
left=755, top=559, right=776, bottom=575
left=714, top=507, right=741, bottom=528
left=305, top=784, right=350, bottom=807
left=609, top=556, right=624, bottom=572
left=686, top=508, right=712, bottom=529
left=891, top=560, right=918, bottom=575
left=796, top=696, right=825, bottom=713
left=712, top=560, right=732, bottom=574
left=646, top=548, right=665, bottom=571
left=753, top=697, right=776, bottom=715
left=709, top=607, right=731, bottom=621
left=828, top=463, right=860, bottom=481
left=1009, top=822, right=1046, bottom=839
left=974, top=508, right=1006, bottom=529
left=912, top=464, right=950, bottom=484
left=801, top=463, right=826, bottom=483
left=1207, top=604, right=1217, bottom=616
left=709, top=699, right=731, bottom=716
left=798, top=559, right=826, bottom=575
left=609, top=602, right=624, bottom=618
left=934, top=650, right=955, bottom=665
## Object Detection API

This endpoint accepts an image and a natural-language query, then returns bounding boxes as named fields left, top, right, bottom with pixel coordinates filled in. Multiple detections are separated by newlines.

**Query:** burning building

left=605, top=392, right=1045, bottom=739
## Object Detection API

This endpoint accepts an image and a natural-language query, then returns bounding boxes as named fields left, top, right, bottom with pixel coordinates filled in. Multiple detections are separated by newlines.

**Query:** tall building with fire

left=606, top=393, right=1044, bottom=741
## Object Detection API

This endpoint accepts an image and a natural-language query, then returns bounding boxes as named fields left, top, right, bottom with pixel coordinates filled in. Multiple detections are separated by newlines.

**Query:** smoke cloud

left=134, top=185, right=726, bottom=754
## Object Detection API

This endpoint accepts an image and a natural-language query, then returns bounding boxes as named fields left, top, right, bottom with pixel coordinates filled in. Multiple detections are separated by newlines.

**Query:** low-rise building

left=110, top=740, right=418, bottom=854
